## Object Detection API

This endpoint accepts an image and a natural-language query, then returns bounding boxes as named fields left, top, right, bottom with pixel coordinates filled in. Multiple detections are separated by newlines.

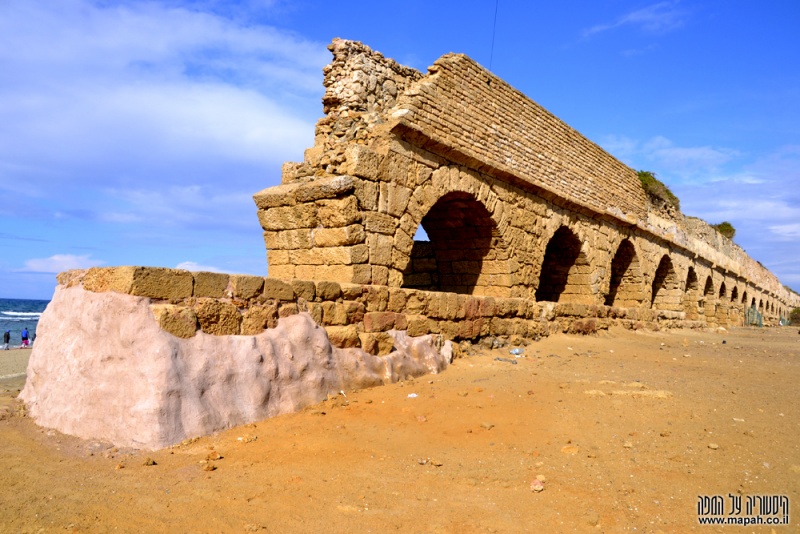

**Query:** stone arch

left=535, top=226, right=592, bottom=304
left=402, top=191, right=513, bottom=296
left=701, top=276, right=716, bottom=323
left=604, top=239, right=644, bottom=307
left=683, top=267, right=700, bottom=320
left=650, top=255, right=681, bottom=311
left=716, top=281, right=729, bottom=326
left=731, top=286, right=738, bottom=302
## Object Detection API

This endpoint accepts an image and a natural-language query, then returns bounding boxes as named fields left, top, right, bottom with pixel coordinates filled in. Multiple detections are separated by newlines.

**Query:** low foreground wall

left=20, top=281, right=452, bottom=450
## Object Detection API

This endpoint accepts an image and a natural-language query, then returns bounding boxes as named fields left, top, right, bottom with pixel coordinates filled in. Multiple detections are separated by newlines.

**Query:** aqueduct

left=256, top=39, right=798, bottom=328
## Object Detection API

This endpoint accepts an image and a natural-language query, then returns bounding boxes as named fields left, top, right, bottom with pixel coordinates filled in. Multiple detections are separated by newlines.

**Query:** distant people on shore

left=2, top=330, right=9, bottom=350
left=31, top=332, right=36, bottom=347
left=21, top=327, right=29, bottom=347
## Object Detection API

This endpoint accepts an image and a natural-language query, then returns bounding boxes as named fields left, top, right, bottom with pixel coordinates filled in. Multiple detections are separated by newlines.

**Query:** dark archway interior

left=402, top=192, right=510, bottom=296
left=731, top=286, right=738, bottom=302
left=651, top=255, right=680, bottom=310
left=605, top=239, right=643, bottom=307
left=535, top=226, right=590, bottom=303
left=683, top=267, right=699, bottom=318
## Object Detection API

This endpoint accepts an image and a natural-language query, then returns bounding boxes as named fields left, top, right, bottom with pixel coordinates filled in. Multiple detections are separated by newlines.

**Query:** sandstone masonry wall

left=256, top=39, right=799, bottom=318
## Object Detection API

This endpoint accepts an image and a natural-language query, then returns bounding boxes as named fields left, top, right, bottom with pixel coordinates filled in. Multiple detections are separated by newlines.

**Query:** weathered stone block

left=315, top=280, right=342, bottom=301
left=195, top=299, right=241, bottom=335
left=230, top=275, right=264, bottom=300
left=343, top=145, right=381, bottom=180
left=340, top=283, right=363, bottom=300
left=263, top=278, right=295, bottom=301
left=257, top=205, right=318, bottom=231
left=387, top=288, right=409, bottom=312
left=325, top=325, right=361, bottom=348
left=263, top=229, right=312, bottom=250
left=359, top=332, right=395, bottom=356
left=364, top=212, right=399, bottom=235
left=406, top=315, right=430, bottom=337
left=343, top=300, right=366, bottom=324
left=363, top=311, right=405, bottom=332
left=313, top=224, right=366, bottom=247
left=321, top=301, right=348, bottom=325
left=267, top=265, right=295, bottom=280
left=193, top=272, right=230, bottom=298
left=291, top=279, right=316, bottom=301
left=151, top=304, right=198, bottom=338
left=278, top=303, right=298, bottom=318
left=241, top=304, right=279, bottom=334
left=317, top=196, right=360, bottom=227
left=294, top=175, right=356, bottom=203
left=133, top=267, right=194, bottom=300
left=82, top=266, right=136, bottom=294
left=353, top=265, right=372, bottom=285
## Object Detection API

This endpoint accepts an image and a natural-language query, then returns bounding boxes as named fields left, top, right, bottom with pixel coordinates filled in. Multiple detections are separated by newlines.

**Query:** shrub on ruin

left=789, top=308, right=800, bottom=325
left=712, top=221, right=736, bottom=240
left=637, top=170, right=680, bottom=211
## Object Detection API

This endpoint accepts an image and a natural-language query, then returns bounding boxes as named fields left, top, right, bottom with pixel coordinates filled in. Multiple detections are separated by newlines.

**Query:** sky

left=1, top=0, right=798, bottom=300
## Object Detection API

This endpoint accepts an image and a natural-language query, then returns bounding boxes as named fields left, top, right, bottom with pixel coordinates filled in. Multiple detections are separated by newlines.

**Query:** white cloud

left=768, top=223, right=800, bottom=240
left=584, top=1, right=688, bottom=37
left=21, top=254, right=106, bottom=273
left=598, top=134, right=739, bottom=180
left=0, top=0, right=327, bottom=198
left=175, top=261, right=224, bottom=272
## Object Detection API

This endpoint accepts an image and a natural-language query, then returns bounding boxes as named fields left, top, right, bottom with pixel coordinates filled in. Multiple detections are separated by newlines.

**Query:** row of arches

left=399, top=189, right=788, bottom=324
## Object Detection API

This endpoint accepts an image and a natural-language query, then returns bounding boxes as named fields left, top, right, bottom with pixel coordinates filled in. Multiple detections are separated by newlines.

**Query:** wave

left=1, top=311, right=42, bottom=317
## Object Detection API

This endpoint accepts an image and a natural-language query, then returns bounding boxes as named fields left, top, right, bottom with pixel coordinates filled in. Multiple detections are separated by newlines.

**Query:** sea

left=1, top=298, right=49, bottom=347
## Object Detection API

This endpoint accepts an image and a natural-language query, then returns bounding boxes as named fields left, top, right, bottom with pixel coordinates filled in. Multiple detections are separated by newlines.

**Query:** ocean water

left=1, top=298, right=49, bottom=348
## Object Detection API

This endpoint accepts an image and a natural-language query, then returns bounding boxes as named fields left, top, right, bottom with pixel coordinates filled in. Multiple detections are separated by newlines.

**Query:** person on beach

left=2, top=330, right=9, bottom=350
left=31, top=332, right=36, bottom=347
left=21, top=327, right=29, bottom=347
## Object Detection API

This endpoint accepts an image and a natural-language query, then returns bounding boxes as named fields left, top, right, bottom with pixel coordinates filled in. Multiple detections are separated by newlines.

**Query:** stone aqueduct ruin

left=20, top=40, right=800, bottom=449
left=257, top=39, right=798, bottom=329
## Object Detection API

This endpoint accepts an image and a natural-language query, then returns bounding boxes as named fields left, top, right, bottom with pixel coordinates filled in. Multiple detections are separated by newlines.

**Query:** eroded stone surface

left=20, top=286, right=451, bottom=450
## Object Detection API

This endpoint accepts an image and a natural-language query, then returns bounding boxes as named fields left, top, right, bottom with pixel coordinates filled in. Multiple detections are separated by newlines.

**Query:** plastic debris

left=509, top=348, right=524, bottom=356
left=407, top=393, right=418, bottom=398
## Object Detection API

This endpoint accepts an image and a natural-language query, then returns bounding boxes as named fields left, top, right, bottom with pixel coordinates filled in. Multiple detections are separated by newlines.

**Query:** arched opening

left=742, top=291, right=748, bottom=305
left=402, top=192, right=512, bottom=296
left=535, top=226, right=592, bottom=304
left=731, top=286, right=738, bottom=302
left=651, top=255, right=681, bottom=311
left=604, top=239, right=644, bottom=307
left=701, top=276, right=715, bottom=322
left=751, top=297, right=756, bottom=308
left=716, top=281, right=729, bottom=326
left=683, top=267, right=700, bottom=319
left=759, top=299, right=764, bottom=312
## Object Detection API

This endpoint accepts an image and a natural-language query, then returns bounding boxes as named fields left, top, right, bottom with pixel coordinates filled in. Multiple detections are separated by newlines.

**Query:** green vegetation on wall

left=790, top=308, right=800, bottom=325
left=712, top=221, right=736, bottom=240
left=637, top=170, right=680, bottom=211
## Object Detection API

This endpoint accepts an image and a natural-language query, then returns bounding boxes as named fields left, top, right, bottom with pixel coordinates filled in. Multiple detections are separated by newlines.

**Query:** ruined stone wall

left=57, top=267, right=705, bottom=357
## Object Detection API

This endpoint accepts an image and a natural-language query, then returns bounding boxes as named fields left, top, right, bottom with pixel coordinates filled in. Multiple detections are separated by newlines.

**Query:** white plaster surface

left=20, top=286, right=451, bottom=450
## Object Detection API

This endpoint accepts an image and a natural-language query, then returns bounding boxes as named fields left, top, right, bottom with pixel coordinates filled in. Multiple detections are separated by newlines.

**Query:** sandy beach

left=1, top=326, right=798, bottom=532
left=0, top=348, right=31, bottom=381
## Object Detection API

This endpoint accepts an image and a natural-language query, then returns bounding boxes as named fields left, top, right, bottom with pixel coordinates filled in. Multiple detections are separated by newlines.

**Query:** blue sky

left=1, top=0, right=798, bottom=300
